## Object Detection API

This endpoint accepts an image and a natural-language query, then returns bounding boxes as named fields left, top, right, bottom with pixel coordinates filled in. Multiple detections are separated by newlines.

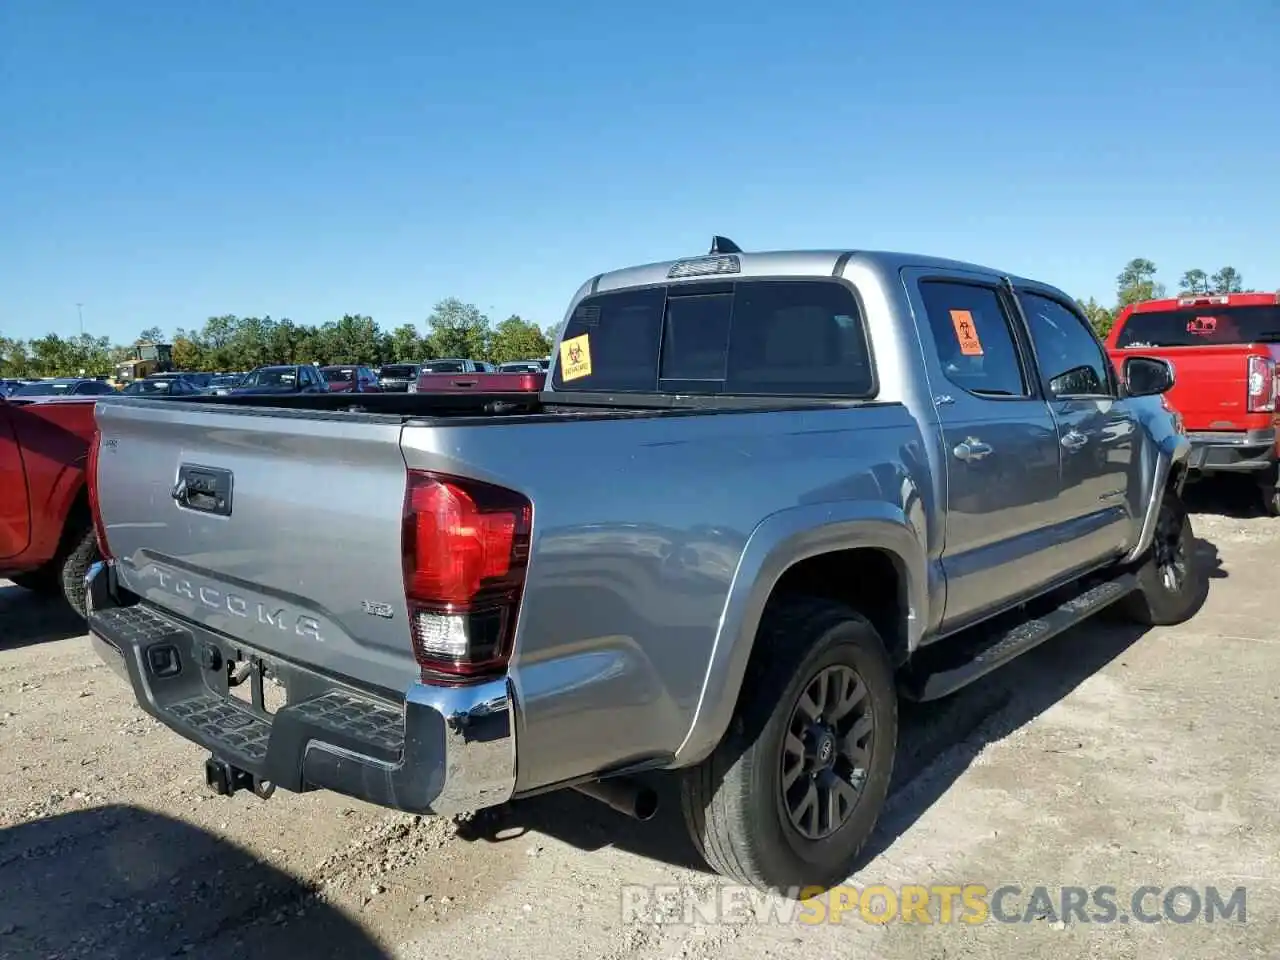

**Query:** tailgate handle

left=172, top=464, right=234, bottom=517
left=452, top=379, right=478, bottom=388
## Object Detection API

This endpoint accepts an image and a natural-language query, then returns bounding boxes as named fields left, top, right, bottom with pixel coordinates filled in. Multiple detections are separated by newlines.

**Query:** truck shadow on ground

left=1184, top=477, right=1272, bottom=518
left=0, top=584, right=86, bottom=649
left=462, top=537, right=1226, bottom=882
left=0, top=805, right=391, bottom=960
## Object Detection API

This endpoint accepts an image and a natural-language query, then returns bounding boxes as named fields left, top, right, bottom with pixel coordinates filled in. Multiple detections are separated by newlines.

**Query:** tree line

left=1080, top=260, right=1259, bottom=338
left=0, top=298, right=557, bottom=379
left=1, top=261, right=1268, bottom=380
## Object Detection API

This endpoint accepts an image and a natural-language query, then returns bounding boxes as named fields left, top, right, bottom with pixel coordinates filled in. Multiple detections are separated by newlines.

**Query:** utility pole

left=76, top=303, right=84, bottom=338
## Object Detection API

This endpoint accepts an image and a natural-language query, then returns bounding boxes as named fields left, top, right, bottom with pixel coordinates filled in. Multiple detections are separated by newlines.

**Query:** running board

left=901, top=573, right=1138, bottom=702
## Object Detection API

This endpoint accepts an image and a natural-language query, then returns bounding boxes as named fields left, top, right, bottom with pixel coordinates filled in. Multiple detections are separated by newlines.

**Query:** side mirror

left=1123, top=356, right=1175, bottom=397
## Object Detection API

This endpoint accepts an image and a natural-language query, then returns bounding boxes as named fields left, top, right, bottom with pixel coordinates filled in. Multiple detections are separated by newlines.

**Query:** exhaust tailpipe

left=573, top=777, right=659, bottom=821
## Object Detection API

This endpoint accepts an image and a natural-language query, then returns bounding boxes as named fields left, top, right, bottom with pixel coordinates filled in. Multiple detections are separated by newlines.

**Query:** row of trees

left=0, top=299, right=557, bottom=379
left=1, top=263, right=1269, bottom=380
left=1081, top=260, right=1258, bottom=337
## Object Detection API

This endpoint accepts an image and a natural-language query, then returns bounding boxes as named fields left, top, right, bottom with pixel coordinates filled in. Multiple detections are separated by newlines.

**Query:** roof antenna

left=709, top=235, right=742, bottom=255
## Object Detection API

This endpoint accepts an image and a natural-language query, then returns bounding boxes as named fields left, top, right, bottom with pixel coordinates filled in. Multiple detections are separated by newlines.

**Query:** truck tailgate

left=93, top=399, right=418, bottom=694
left=1110, top=344, right=1269, bottom=431
left=415, top=371, right=544, bottom=393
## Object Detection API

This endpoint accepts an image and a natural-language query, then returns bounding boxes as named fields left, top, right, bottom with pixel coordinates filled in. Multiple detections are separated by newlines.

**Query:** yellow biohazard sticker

left=559, top=333, right=593, bottom=381
left=949, top=309, right=984, bottom=356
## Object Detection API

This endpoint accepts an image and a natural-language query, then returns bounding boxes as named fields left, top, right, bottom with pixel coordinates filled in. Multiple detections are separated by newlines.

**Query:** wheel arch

left=673, top=500, right=927, bottom=766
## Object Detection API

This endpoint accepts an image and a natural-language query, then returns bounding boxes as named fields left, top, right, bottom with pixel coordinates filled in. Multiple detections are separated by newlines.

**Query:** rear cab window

left=550, top=279, right=875, bottom=397
left=1114, top=300, right=1280, bottom=348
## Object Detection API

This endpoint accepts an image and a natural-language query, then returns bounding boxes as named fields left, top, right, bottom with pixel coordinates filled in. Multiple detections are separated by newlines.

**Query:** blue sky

left=2, top=0, right=1277, bottom=344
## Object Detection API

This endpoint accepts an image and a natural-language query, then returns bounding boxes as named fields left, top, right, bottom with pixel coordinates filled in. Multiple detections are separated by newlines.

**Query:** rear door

left=1014, top=287, right=1137, bottom=570
left=904, top=270, right=1062, bottom=631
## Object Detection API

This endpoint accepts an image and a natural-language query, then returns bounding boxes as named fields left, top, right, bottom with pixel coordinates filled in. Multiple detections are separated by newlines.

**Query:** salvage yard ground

left=2, top=487, right=1278, bottom=960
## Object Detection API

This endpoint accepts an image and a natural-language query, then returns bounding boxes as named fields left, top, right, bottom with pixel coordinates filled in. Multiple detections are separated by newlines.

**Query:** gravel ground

left=2, top=487, right=1277, bottom=959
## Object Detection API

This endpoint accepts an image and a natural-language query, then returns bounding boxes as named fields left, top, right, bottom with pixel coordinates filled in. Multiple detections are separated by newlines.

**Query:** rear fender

left=23, top=463, right=87, bottom=568
left=673, top=500, right=927, bottom=766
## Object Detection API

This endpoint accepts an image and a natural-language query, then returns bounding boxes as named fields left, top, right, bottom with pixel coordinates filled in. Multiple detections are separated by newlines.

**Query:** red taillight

left=1247, top=355, right=1277, bottom=413
left=401, top=471, right=531, bottom=683
left=87, top=430, right=113, bottom=559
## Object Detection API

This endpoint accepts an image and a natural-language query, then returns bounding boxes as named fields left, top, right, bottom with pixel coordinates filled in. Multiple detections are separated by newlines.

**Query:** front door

left=906, top=272, right=1062, bottom=632
left=1014, top=287, right=1138, bottom=572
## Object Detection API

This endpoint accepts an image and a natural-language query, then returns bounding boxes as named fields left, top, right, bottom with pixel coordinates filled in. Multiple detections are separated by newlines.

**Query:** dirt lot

left=2, top=489, right=1278, bottom=959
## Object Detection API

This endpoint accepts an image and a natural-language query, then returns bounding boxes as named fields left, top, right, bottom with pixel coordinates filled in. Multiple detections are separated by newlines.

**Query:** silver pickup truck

left=84, top=239, right=1204, bottom=894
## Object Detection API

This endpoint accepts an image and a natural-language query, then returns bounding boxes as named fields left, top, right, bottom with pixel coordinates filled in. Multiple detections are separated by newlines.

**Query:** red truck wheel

left=56, top=529, right=99, bottom=619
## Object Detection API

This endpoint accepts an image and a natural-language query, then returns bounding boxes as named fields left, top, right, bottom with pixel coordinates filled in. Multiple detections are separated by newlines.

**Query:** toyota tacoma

left=84, top=239, right=1204, bottom=893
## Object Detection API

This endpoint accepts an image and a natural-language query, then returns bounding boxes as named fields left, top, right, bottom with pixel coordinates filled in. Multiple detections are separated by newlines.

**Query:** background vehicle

left=375, top=363, right=420, bottom=392
left=86, top=242, right=1201, bottom=894
left=319, top=365, right=381, bottom=392
left=11, top=378, right=117, bottom=398
left=403, top=358, right=491, bottom=393
left=208, top=373, right=245, bottom=395
left=113, top=342, right=174, bottom=387
left=0, top=378, right=32, bottom=397
left=497, top=360, right=548, bottom=374
left=121, top=377, right=204, bottom=398
left=1, top=396, right=101, bottom=615
left=229, top=364, right=329, bottom=395
left=1106, top=292, right=1280, bottom=513
left=411, top=360, right=544, bottom=395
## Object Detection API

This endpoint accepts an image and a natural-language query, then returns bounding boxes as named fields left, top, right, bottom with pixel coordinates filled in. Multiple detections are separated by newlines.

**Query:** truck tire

left=57, top=529, right=99, bottom=620
left=1260, top=484, right=1280, bottom=518
left=1116, top=490, right=1206, bottom=627
left=680, top=597, right=897, bottom=894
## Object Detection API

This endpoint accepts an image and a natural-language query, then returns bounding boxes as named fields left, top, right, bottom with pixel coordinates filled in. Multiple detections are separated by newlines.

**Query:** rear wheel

left=58, top=529, right=99, bottom=619
left=1116, top=490, right=1206, bottom=626
left=680, top=597, right=897, bottom=894
left=1259, top=483, right=1280, bottom=518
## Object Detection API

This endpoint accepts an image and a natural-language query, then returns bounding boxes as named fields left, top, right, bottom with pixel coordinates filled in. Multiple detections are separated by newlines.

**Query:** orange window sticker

left=949, top=309, right=984, bottom=356
left=559, top=333, right=593, bottom=381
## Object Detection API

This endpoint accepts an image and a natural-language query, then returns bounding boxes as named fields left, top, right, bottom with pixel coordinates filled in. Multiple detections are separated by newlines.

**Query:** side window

left=725, top=280, right=875, bottom=396
left=1018, top=292, right=1112, bottom=398
left=918, top=281, right=1028, bottom=398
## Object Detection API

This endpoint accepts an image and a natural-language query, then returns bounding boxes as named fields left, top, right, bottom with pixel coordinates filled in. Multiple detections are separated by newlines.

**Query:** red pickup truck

left=0, top=396, right=103, bottom=616
left=410, top=359, right=545, bottom=396
left=1105, top=292, right=1280, bottom=514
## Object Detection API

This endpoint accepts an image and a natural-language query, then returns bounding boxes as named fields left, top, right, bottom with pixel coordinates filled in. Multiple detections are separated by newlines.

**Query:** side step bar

left=901, top=573, right=1137, bottom=702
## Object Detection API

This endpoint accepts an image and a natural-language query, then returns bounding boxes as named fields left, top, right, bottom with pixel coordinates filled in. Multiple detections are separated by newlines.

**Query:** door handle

left=953, top=439, right=993, bottom=462
left=1061, top=430, right=1088, bottom=451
